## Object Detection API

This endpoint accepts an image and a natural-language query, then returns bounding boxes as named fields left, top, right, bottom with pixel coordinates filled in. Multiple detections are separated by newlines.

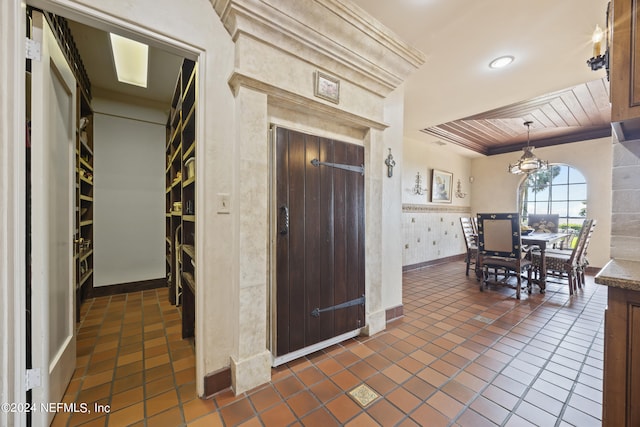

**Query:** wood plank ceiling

left=421, top=77, right=611, bottom=155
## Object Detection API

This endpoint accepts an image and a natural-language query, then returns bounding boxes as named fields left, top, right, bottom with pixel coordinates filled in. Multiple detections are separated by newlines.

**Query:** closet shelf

left=182, top=272, right=195, bottom=293
left=182, top=245, right=195, bottom=260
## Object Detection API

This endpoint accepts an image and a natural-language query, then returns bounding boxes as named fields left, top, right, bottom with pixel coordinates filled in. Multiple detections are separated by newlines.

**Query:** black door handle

left=279, top=205, right=289, bottom=235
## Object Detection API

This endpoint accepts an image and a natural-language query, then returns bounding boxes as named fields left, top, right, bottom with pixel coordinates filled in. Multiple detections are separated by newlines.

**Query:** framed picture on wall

left=431, top=169, right=453, bottom=203
left=314, top=71, right=340, bottom=104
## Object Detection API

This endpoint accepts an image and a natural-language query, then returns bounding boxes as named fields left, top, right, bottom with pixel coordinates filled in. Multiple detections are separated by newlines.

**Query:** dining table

left=521, top=232, right=569, bottom=292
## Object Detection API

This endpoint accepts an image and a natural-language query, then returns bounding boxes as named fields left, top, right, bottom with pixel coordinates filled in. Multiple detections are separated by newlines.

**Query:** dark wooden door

left=275, top=127, right=365, bottom=357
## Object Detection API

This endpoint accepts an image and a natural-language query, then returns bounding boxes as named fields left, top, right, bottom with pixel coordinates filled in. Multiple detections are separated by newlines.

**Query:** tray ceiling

left=421, top=78, right=611, bottom=155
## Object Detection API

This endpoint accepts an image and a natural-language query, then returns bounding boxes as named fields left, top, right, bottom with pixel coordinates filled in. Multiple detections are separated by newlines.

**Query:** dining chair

left=527, top=214, right=560, bottom=233
left=576, top=219, right=597, bottom=289
left=470, top=215, right=479, bottom=235
left=532, top=218, right=594, bottom=295
left=476, top=213, right=532, bottom=300
left=459, top=217, right=477, bottom=276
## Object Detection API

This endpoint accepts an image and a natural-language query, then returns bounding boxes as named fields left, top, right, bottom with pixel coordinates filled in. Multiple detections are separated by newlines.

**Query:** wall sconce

left=384, top=148, right=396, bottom=178
left=413, top=172, right=427, bottom=195
left=455, top=179, right=467, bottom=198
left=587, top=2, right=610, bottom=80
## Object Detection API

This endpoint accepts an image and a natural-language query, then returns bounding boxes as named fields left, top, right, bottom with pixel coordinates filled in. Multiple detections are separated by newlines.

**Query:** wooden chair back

left=564, top=218, right=594, bottom=266
left=577, top=219, right=597, bottom=264
left=470, top=215, right=479, bottom=234
left=459, top=217, right=476, bottom=251
left=477, top=213, right=522, bottom=258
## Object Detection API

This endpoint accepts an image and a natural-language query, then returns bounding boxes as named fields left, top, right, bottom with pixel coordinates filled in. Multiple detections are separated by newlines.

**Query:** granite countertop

left=595, top=259, right=640, bottom=291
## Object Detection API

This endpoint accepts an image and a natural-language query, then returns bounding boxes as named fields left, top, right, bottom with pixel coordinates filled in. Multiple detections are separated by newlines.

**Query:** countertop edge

left=594, top=259, right=640, bottom=291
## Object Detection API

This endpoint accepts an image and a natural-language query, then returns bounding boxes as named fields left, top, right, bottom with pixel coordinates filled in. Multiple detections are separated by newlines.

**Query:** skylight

left=109, top=33, right=149, bottom=88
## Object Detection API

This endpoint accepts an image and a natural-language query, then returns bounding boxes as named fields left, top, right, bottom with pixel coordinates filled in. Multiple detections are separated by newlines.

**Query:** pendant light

left=508, top=121, right=548, bottom=175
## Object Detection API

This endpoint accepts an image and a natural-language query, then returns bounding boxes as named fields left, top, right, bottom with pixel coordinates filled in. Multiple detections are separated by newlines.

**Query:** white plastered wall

left=92, top=96, right=167, bottom=286
left=381, top=86, right=406, bottom=312
left=401, top=138, right=471, bottom=268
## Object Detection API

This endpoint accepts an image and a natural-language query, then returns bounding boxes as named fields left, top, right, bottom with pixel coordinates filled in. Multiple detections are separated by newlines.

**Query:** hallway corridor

left=53, top=260, right=606, bottom=426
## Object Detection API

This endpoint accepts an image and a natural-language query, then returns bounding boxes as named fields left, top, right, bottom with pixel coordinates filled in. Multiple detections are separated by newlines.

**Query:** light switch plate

left=217, top=193, right=230, bottom=214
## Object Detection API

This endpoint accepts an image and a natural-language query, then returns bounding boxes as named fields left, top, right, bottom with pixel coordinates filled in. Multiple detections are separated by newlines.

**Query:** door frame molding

left=1, top=2, right=28, bottom=425
left=2, top=2, right=207, bottom=419
left=268, top=124, right=278, bottom=358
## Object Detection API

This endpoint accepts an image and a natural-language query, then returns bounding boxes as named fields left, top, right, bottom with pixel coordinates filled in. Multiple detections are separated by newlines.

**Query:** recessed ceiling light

left=489, top=55, right=515, bottom=69
left=109, top=33, right=149, bottom=88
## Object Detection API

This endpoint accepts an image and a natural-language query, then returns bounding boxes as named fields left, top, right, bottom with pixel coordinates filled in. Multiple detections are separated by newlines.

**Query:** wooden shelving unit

left=75, top=88, right=94, bottom=320
left=166, top=59, right=197, bottom=339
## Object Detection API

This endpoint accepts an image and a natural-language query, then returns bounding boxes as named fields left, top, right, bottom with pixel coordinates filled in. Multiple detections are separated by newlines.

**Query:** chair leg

left=568, top=270, right=574, bottom=296
left=577, top=266, right=584, bottom=289
left=515, top=272, right=521, bottom=300
left=465, top=253, right=470, bottom=276
left=526, top=268, right=532, bottom=294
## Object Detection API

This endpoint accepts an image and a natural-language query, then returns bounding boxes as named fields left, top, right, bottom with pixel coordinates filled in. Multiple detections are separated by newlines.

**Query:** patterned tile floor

left=53, top=261, right=606, bottom=426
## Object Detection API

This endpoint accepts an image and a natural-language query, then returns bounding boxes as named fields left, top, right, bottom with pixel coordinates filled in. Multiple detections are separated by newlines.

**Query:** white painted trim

left=194, top=54, right=206, bottom=398
left=1, top=1, right=28, bottom=425
left=28, top=0, right=202, bottom=58
left=271, top=329, right=361, bottom=367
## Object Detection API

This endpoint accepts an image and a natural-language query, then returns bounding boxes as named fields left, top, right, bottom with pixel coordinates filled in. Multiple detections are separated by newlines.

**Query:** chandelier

left=508, top=121, right=548, bottom=175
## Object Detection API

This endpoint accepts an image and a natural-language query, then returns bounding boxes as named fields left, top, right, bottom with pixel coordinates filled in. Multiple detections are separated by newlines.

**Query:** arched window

left=519, top=164, right=587, bottom=232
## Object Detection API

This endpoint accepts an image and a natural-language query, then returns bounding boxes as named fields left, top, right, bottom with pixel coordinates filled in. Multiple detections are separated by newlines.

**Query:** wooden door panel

left=340, top=142, right=364, bottom=335
left=332, top=141, right=349, bottom=335
left=304, top=135, right=322, bottom=343
left=288, top=131, right=307, bottom=351
left=275, top=127, right=364, bottom=356
left=317, top=138, right=336, bottom=342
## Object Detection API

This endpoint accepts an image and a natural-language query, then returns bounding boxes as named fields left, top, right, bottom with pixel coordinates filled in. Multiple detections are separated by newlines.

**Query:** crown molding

left=212, top=0, right=425, bottom=96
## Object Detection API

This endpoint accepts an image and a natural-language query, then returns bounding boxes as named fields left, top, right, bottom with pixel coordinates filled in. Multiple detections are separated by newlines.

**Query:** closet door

left=30, top=11, right=77, bottom=425
left=275, top=127, right=365, bottom=357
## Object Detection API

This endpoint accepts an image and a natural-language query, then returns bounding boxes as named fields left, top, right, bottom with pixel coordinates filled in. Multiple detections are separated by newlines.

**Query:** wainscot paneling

left=402, top=204, right=470, bottom=267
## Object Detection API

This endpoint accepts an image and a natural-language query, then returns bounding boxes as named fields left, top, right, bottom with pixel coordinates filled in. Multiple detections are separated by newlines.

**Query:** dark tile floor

left=53, top=260, right=606, bottom=426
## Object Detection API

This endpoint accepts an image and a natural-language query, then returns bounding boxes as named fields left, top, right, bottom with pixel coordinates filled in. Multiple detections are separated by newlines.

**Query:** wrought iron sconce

left=587, top=2, right=611, bottom=80
left=413, top=172, right=427, bottom=195
left=384, top=148, right=396, bottom=178
left=455, top=179, right=467, bottom=198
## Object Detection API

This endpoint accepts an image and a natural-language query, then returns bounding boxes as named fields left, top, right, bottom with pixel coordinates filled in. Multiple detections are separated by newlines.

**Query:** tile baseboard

left=204, top=367, right=232, bottom=398
left=403, top=254, right=466, bottom=272
left=90, top=278, right=166, bottom=297
left=385, top=305, right=403, bottom=323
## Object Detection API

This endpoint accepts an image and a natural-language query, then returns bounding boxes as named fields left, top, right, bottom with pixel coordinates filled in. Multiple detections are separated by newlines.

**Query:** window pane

left=568, top=167, right=586, bottom=183
left=568, top=183, right=587, bottom=200
left=551, top=165, right=568, bottom=184
left=551, top=201, right=569, bottom=217
left=568, top=200, right=587, bottom=217
left=524, top=202, right=536, bottom=216
left=533, top=201, right=551, bottom=214
left=552, top=184, right=569, bottom=200
left=557, top=217, right=571, bottom=231
left=529, top=185, right=550, bottom=200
